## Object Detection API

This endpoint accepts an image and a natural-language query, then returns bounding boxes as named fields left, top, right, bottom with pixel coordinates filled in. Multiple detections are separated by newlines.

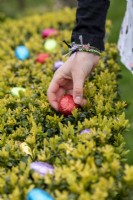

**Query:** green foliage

left=0, top=8, right=133, bottom=200
left=0, top=0, right=54, bottom=18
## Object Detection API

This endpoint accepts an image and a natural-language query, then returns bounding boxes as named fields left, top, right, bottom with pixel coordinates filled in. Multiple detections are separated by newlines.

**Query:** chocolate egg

left=30, top=162, right=54, bottom=175
left=11, top=87, right=25, bottom=96
left=36, top=53, right=49, bottom=63
left=44, top=39, right=57, bottom=52
left=80, top=129, right=91, bottom=135
left=54, top=60, right=64, bottom=70
left=42, top=28, right=58, bottom=38
left=59, top=95, right=79, bottom=116
left=20, top=142, right=32, bottom=157
left=26, top=188, right=54, bottom=200
left=15, top=45, right=30, bottom=60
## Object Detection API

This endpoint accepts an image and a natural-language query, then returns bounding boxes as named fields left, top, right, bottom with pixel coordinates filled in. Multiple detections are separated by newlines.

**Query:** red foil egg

left=36, top=53, right=49, bottom=63
left=59, top=95, right=79, bottom=116
left=42, top=28, right=58, bottom=38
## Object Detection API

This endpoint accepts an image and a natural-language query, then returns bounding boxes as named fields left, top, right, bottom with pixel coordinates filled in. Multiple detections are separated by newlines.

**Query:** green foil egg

left=44, top=39, right=57, bottom=52
left=11, top=87, right=26, bottom=96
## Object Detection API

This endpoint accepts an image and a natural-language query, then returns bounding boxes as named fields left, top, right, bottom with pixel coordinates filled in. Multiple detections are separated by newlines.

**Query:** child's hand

left=47, top=52, right=99, bottom=111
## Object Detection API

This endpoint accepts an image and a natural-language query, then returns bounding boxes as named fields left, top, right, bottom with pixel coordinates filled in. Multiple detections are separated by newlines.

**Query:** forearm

left=71, top=0, right=110, bottom=51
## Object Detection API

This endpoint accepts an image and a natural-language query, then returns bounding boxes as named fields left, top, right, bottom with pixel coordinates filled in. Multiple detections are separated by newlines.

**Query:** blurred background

left=0, top=0, right=133, bottom=164
left=0, top=0, right=77, bottom=18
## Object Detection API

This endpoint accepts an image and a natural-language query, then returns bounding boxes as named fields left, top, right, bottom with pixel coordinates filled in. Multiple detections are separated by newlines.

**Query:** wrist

left=63, top=35, right=102, bottom=57
left=75, top=51, right=99, bottom=67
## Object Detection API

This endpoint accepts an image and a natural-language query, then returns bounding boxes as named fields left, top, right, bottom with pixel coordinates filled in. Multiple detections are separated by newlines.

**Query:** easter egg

left=53, top=60, right=64, bottom=70
left=15, top=45, right=30, bottom=60
left=80, top=129, right=91, bottom=135
left=44, top=39, right=57, bottom=52
left=11, top=87, right=25, bottom=96
left=36, top=53, right=49, bottom=63
left=59, top=95, right=79, bottom=116
left=20, top=142, right=32, bottom=157
left=26, top=188, right=54, bottom=200
left=42, top=28, right=58, bottom=38
left=30, top=162, right=54, bottom=175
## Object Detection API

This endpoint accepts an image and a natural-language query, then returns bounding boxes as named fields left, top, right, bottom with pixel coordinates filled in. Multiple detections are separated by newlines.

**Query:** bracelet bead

left=63, top=39, right=101, bottom=57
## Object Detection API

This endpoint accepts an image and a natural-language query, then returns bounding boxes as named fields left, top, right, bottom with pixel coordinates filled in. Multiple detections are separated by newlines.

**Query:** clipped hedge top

left=0, top=8, right=133, bottom=200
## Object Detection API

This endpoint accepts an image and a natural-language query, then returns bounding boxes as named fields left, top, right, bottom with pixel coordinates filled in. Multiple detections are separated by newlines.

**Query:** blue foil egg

left=15, top=45, right=30, bottom=60
left=26, top=188, right=54, bottom=200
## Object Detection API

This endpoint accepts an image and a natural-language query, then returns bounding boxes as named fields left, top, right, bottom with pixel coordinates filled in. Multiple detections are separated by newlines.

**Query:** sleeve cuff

left=71, top=33, right=104, bottom=51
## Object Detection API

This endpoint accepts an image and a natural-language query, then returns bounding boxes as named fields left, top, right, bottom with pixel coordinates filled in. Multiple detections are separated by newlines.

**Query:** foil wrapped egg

left=30, top=161, right=54, bottom=176
left=59, top=95, right=79, bottom=116
left=42, top=28, right=58, bottom=38
left=80, top=129, right=91, bottom=135
left=53, top=60, right=64, bottom=70
left=11, top=87, right=25, bottom=96
left=15, top=45, right=30, bottom=60
left=44, top=39, right=57, bottom=52
left=26, top=188, right=54, bottom=200
left=36, top=53, right=49, bottom=63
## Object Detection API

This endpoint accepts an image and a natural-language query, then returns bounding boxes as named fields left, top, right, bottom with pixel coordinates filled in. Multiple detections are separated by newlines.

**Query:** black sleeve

left=71, top=0, right=110, bottom=51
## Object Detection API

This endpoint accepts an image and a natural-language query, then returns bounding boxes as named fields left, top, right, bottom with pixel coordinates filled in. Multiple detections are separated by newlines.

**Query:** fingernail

left=74, top=96, right=81, bottom=104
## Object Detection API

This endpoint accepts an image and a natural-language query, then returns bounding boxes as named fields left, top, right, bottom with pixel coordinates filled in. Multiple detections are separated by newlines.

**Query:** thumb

left=72, top=71, right=85, bottom=105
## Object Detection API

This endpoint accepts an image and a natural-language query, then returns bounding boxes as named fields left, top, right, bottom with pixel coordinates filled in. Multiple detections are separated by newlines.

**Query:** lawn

left=108, top=0, right=133, bottom=164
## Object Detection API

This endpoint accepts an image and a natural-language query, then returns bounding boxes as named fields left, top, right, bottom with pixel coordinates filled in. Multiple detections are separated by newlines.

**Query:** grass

left=107, top=0, right=133, bottom=164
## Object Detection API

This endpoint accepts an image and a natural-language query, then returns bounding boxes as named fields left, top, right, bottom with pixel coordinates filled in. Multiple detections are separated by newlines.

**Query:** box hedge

left=0, top=8, right=133, bottom=200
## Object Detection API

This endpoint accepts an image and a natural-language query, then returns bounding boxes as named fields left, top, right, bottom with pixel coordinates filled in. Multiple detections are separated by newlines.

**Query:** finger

left=80, top=98, right=87, bottom=106
left=47, top=76, right=60, bottom=111
left=56, top=87, right=66, bottom=101
left=66, top=89, right=73, bottom=95
left=72, top=71, right=85, bottom=105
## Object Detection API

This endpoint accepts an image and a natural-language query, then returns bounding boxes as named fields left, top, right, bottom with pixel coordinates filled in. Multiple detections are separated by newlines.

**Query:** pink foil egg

left=42, top=28, right=58, bottom=38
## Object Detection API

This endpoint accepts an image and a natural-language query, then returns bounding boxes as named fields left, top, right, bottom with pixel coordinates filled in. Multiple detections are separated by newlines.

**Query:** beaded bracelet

left=63, top=35, right=101, bottom=57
